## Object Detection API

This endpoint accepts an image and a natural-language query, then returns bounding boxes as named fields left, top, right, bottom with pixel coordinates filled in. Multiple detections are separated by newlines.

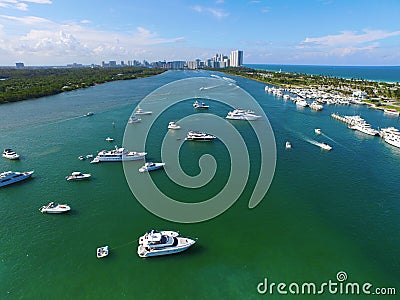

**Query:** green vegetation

left=0, top=67, right=166, bottom=104
left=221, top=67, right=400, bottom=109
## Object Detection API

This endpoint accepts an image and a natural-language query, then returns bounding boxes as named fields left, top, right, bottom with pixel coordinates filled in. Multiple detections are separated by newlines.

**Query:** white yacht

left=319, top=142, right=332, bottom=151
left=0, top=170, right=34, bottom=188
left=2, top=149, right=20, bottom=160
left=379, top=127, right=400, bottom=138
left=90, top=146, right=147, bottom=163
left=309, top=101, right=323, bottom=111
left=296, top=99, right=308, bottom=107
left=168, top=121, right=181, bottom=130
left=39, top=202, right=71, bottom=214
left=66, top=171, right=91, bottom=181
left=97, top=246, right=109, bottom=258
left=193, top=100, right=209, bottom=109
left=349, top=122, right=379, bottom=136
left=84, top=112, right=94, bottom=117
left=185, top=131, right=216, bottom=141
left=105, top=137, right=114, bottom=142
left=315, top=128, right=322, bottom=135
left=226, top=109, right=261, bottom=121
left=135, top=108, right=152, bottom=115
left=384, top=133, right=400, bottom=148
left=285, top=141, right=292, bottom=149
left=128, top=115, right=141, bottom=124
left=137, top=229, right=196, bottom=258
left=139, top=162, right=165, bottom=173
left=383, top=109, right=399, bottom=116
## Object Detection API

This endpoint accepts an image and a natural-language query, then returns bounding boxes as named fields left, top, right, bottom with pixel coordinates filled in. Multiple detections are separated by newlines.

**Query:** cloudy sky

left=0, top=0, right=399, bottom=66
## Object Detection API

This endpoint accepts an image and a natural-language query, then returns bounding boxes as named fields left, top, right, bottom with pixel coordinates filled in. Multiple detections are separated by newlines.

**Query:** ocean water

left=1, top=69, right=399, bottom=299
left=247, top=64, right=400, bottom=83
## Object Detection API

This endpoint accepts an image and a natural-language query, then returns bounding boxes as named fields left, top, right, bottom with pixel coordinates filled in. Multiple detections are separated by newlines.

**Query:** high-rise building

left=230, top=50, right=243, bottom=67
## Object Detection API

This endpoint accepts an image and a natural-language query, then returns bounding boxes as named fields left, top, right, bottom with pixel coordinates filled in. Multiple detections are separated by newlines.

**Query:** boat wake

left=199, top=85, right=221, bottom=91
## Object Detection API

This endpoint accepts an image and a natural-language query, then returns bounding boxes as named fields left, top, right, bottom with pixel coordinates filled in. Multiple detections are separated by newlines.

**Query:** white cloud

left=261, top=7, right=270, bottom=13
left=193, top=5, right=229, bottom=18
left=303, top=29, right=400, bottom=47
left=0, top=0, right=51, bottom=11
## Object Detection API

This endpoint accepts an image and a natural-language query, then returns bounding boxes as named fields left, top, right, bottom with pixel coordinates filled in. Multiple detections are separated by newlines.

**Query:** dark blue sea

left=246, top=64, right=400, bottom=83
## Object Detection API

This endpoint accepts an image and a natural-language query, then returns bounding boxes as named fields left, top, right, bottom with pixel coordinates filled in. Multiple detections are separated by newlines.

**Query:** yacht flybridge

left=137, top=229, right=196, bottom=258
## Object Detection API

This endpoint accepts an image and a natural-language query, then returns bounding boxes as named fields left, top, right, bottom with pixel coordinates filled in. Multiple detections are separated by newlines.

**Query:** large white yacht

left=349, top=122, right=379, bottom=136
left=379, top=127, right=400, bottom=138
left=384, top=132, right=400, bottom=148
left=139, top=162, right=165, bottom=173
left=226, top=109, right=261, bottom=120
left=2, top=149, right=20, bottom=160
left=39, top=202, right=71, bottom=214
left=296, top=99, right=308, bottom=107
left=0, top=170, right=34, bottom=187
left=137, top=229, right=196, bottom=258
left=90, top=146, right=147, bottom=163
left=185, top=131, right=216, bottom=141
left=309, top=101, right=323, bottom=111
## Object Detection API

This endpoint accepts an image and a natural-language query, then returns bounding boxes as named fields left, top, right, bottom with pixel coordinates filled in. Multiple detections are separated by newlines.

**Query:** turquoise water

left=247, top=64, right=400, bottom=83
left=1, top=70, right=399, bottom=299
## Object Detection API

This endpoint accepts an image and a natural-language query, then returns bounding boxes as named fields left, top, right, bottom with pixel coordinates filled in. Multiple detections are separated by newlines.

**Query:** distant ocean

left=246, top=64, right=400, bottom=83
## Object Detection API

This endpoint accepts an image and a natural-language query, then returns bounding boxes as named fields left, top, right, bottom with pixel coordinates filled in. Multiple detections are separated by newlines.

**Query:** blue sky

left=0, top=0, right=399, bottom=65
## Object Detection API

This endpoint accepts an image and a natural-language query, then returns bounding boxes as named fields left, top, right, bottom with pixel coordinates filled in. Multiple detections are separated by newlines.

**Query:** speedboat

left=66, top=171, right=91, bottom=181
left=226, top=109, right=261, bottom=120
left=193, top=100, right=209, bottom=109
left=137, top=229, right=195, bottom=258
left=84, top=112, right=94, bottom=117
left=319, top=142, right=332, bottom=151
left=128, top=115, right=141, bottom=124
left=78, top=155, right=86, bottom=161
left=168, top=121, right=181, bottom=130
left=0, top=170, right=34, bottom=188
left=105, top=137, right=114, bottom=142
left=97, top=246, right=109, bottom=258
left=86, top=154, right=93, bottom=159
left=2, top=149, right=20, bottom=160
left=90, top=146, right=146, bottom=163
left=315, top=128, right=322, bottom=135
left=39, top=202, right=71, bottom=214
left=135, top=108, right=152, bottom=115
left=139, top=162, right=165, bottom=173
left=185, top=131, right=216, bottom=141
left=285, top=141, right=292, bottom=149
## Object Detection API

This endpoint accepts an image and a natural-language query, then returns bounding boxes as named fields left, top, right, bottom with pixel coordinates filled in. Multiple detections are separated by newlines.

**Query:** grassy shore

left=0, top=67, right=166, bottom=104
left=221, top=67, right=400, bottom=111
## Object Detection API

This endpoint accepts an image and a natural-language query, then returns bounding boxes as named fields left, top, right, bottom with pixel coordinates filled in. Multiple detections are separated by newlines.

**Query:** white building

left=230, top=50, right=243, bottom=67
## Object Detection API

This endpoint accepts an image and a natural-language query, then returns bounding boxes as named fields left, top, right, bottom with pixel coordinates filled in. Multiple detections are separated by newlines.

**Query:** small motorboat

left=128, top=115, right=141, bottom=124
left=78, top=155, right=86, bottom=161
left=39, top=202, right=70, bottom=214
left=168, top=121, right=181, bottom=130
left=135, top=108, right=152, bottom=115
left=105, top=137, right=114, bottom=142
left=285, top=141, right=292, bottom=149
left=320, top=142, right=332, bottom=151
left=193, top=100, right=209, bottom=109
left=139, top=162, right=165, bottom=173
left=66, top=171, right=91, bottom=181
left=97, top=246, right=109, bottom=258
left=315, top=128, right=322, bottom=135
left=84, top=112, right=94, bottom=117
left=2, top=148, right=20, bottom=160
left=86, top=154, right=93, bottom=159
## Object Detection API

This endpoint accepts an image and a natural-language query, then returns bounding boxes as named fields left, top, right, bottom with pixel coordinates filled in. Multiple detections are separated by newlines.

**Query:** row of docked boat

left=331, top=113, right=400, bottom=148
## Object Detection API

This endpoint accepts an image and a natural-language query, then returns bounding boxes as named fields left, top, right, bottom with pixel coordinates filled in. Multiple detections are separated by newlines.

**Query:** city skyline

left=0, top=0, right=399, bottom=66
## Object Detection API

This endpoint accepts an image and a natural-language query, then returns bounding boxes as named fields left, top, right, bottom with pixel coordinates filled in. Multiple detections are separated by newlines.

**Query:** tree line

left=0, top=67, right=166, bottom=104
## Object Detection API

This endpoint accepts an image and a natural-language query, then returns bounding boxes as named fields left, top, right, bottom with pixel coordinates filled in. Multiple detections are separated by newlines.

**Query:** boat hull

left=0, top=171, right=34, bottom=188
